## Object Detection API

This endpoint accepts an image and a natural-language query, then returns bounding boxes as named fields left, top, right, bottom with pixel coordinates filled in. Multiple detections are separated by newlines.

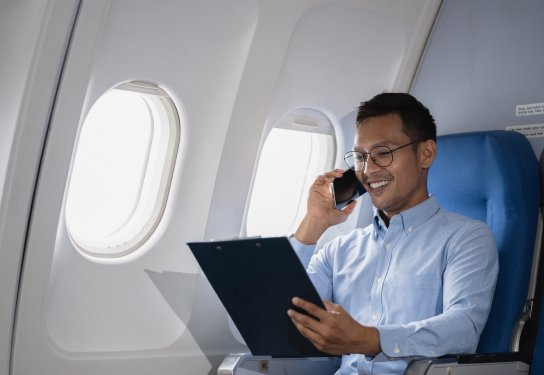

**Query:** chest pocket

left=392, top=274, right=441, bottom=323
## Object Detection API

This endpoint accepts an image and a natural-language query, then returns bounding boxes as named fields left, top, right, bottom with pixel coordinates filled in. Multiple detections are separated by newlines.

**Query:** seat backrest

left=428, top=130, right=540, bottom=353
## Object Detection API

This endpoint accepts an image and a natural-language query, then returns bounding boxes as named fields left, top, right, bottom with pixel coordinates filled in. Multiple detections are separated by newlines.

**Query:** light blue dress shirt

left=289, top=195, right=499, bottom=375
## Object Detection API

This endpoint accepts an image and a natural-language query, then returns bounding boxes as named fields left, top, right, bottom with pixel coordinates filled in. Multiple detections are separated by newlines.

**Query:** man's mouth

left=368, top=180, right=391, bottom=190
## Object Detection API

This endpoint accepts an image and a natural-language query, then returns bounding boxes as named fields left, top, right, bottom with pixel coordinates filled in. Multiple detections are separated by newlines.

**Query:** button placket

left=370, top=232, right=387, bottom=325
left=374, top=220, right=403, bottom=326
left=371, top=229, right=396, bottom=325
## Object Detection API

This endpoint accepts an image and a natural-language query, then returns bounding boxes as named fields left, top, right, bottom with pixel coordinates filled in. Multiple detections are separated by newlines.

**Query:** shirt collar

left=372, top=195, right=440, bottom=235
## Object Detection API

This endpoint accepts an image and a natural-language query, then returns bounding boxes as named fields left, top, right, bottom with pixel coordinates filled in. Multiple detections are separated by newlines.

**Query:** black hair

left=356, top=93, right=436, bottom=147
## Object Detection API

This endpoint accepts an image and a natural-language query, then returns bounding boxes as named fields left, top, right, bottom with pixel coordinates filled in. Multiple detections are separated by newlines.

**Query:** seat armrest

left=405, top=352, right=531, bottom=375
left=451, top=351, right=532, bottom=365
left=218, top=354, right=340, bottom=375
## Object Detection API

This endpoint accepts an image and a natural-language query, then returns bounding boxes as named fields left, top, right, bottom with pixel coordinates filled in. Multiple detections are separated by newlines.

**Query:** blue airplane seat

left=428, top=130, right=540, bottom=354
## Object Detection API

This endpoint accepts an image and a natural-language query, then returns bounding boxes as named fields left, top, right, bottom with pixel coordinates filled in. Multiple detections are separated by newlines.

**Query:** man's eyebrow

left=353, top=141, right=396, bottom=151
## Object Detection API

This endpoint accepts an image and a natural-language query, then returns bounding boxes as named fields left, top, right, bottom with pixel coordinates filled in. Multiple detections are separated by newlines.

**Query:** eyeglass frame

left=343, top=140, right=423, bottom=172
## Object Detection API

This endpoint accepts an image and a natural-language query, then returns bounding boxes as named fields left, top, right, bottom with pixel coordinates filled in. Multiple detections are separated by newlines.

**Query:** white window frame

left=66, top=81, right=180, bottom=258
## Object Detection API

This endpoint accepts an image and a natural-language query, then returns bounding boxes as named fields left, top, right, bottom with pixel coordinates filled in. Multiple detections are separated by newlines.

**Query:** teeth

left=370, top=180, right=391, bottom=189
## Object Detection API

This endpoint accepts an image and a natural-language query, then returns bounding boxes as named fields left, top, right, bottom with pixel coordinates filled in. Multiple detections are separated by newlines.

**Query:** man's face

left=353, top=114, right=428, bottom=217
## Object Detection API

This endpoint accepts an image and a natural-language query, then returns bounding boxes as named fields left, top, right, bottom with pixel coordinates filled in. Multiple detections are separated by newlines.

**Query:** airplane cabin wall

left=8, top=0, right=544, bottom=374
left=0, top=2, right=79, bottom=375
left=412, top=0, right=544, bottom=157
left=8, top=1, right=444, bottom=374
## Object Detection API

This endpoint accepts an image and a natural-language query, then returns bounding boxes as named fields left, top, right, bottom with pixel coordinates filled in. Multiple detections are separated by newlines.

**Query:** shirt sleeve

left=288, top=236, right=316, bottom=269
left=367, top=221, right=499, bottom=362
left=289, top=236, right=334, bottom=302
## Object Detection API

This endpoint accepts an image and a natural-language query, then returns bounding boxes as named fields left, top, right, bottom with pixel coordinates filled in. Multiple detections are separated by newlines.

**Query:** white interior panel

left=13, top=0, right=257, bottom=373
left=0, top=1, right=79, bottom=374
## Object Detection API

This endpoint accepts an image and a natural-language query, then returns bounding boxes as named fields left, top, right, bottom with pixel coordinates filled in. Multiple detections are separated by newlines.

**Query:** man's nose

left=364, top=156, right=382, bottom=176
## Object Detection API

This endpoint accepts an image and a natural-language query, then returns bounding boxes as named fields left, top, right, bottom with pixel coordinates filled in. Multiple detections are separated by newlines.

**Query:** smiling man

left=287, top=93, right=499, bottom=374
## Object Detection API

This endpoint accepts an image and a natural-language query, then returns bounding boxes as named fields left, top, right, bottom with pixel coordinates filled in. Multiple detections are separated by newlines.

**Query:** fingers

left=292, top=297, right=328, bottom=320
left=288, top=307, right=326, bottom=349
left=322, top=169, right=344, bottom=179
left=290, top=315, right=323, bottom=343
left=315, top=169, right=344, bottom=187
left=288, top=306, right=343, bottom=355
left=288, top=299, right=359, bottom=356
left=288, top=309, right=321, bottom=331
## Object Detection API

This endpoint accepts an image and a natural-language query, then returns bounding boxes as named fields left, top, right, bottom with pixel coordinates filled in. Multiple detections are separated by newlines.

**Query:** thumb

left=341, top=200, right=357, bottom=216
left=323, top=300, right=343, bottom=314
left=330, top=200, right=357, bottom=225
left=322, top=300, right=335, bottom=311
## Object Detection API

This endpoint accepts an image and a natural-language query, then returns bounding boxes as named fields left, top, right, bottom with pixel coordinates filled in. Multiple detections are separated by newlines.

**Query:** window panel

left=247, top=112, right=335, bottom=237
left=65, top=82, right=180, bottom=257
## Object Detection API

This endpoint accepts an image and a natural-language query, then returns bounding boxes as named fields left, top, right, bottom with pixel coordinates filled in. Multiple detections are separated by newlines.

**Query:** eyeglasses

left=344, top=140, right=422, bottom=172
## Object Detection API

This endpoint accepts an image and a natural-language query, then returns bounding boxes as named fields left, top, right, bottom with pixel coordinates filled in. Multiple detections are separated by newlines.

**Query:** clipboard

left=187, top=237, right=333, bottom=357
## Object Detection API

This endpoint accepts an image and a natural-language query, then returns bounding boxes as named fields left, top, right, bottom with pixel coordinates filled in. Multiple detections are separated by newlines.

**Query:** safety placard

left=516, top=103, right=544, bottom=116
left=506, top=124, right=544, bottom=138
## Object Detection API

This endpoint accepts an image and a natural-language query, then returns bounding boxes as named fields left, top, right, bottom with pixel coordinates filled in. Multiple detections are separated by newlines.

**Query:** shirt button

left=408, top=227, right=413, bottom=232
left=429, top=350, right=435, bottom=355
left=372, top=315, right=377, bottom=320
left=386, top=244, right=391, bottom=249
left=394, top=347, right=400, bottom=354
left=377, top=278, right=383, bottom=283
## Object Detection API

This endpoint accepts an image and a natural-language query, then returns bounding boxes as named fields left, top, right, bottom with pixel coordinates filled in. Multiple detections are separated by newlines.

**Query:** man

left=287, top=93, right=499, bottom=374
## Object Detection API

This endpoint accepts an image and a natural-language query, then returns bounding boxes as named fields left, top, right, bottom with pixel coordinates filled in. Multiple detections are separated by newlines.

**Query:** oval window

left=66, top=82, right=180, bottom=257
left=246, top=109, right=336, bottom=237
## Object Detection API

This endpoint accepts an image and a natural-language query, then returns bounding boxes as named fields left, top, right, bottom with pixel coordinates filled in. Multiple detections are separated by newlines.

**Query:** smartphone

left=331, top=169, right=366, bottom=209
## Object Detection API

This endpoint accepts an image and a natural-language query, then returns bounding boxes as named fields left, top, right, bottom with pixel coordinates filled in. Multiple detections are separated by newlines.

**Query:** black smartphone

left=331, top=169, right=366, bottom=209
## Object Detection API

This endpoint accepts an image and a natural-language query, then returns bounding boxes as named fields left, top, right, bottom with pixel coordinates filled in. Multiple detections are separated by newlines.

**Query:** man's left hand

left=287, top=297, right=381, bottom=356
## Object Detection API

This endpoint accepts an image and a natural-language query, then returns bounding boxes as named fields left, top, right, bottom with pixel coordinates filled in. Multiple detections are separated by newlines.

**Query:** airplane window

left=246, top=110, right=335, bottom=237
left=66, top=82, right=180, bottom=257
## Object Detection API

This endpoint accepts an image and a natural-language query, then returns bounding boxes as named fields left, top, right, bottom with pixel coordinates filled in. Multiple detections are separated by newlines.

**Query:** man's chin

left=370, top=196, right=397, bottom=214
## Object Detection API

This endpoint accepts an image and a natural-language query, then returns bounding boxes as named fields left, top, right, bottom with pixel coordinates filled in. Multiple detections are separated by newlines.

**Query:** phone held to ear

left=331, top=169, right=366, bottom=209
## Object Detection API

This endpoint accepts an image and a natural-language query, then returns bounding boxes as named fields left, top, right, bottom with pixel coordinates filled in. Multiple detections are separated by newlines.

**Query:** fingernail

left=293, top=297, right=299, bottom=305
left=287, top=310, right=292, bottom=317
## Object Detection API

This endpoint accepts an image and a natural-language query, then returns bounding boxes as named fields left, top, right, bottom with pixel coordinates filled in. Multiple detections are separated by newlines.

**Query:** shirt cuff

left=364, top=325, right=409, bottom=363
left=288, top=236, right=317, bottom=269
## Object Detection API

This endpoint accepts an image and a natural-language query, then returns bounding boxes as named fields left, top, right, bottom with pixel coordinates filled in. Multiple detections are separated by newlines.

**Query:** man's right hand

left=294, top=169, right=358, bottom=245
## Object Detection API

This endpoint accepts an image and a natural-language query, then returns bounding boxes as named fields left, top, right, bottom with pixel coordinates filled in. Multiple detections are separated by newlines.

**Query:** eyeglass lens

left=344, top=146, right=393, bottom=171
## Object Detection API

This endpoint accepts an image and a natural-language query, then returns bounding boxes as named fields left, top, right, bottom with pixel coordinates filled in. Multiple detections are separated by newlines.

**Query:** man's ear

left=420, top=140, right=436, bottom=169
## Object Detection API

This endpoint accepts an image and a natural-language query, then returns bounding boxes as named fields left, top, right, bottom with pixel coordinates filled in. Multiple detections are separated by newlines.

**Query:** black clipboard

left=187, top=237, right=333, bottom=357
